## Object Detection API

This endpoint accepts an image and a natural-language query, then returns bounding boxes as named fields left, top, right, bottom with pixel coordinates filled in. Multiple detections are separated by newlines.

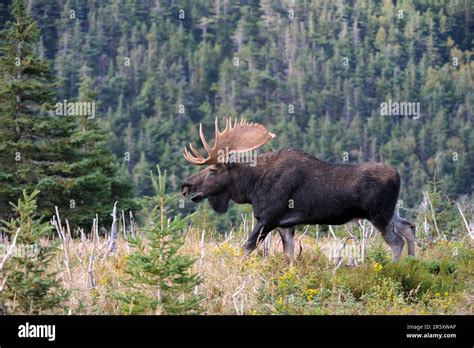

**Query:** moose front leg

left=243, top=222, right=274, bottom=258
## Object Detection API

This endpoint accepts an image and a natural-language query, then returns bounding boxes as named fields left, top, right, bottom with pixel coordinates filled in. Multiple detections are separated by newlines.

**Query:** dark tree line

left=0, top=0, right=472, bottom=225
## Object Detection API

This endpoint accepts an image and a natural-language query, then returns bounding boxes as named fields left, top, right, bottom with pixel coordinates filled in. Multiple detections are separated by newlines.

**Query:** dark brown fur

left=182, top=148, right=415, bottom=261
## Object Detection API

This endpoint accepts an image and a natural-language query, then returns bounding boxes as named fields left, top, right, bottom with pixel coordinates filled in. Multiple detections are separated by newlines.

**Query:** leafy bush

left=427, top=260, right=441, bottom=275
left=381, top=257, right=435, bottom=296
left=335, top=265, right=379, bottom=299
left=381, top=256, right=465, bottom=299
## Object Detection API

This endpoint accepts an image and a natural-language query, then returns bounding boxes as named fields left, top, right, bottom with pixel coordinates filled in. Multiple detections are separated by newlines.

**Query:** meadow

left=1, top=177, right=473, bottom=316
left=40, top=213, right=473, bottom=315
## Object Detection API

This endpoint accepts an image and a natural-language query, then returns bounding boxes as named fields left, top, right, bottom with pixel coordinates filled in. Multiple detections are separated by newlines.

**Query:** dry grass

left=50, top=223, right=474, bottom=315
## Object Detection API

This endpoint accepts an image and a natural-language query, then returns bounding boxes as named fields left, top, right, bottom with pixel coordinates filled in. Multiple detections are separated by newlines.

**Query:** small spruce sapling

left=0, top=190, right=69, bottom=314
left=118, top=166, right=203, bottom=314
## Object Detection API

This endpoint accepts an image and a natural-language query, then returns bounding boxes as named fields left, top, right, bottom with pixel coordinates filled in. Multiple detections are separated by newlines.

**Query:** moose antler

left=183, top=117, right=276, bottom=165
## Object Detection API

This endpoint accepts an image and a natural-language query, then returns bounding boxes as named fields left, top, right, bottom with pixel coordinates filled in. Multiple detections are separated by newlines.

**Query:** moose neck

left=227, top=162, right=261, bottom=204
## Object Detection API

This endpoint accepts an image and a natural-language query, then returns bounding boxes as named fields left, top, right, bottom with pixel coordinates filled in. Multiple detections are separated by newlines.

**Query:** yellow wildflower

left=305, top=288, right=319, bottom=301
left=373, top=262, right=383, bottom=272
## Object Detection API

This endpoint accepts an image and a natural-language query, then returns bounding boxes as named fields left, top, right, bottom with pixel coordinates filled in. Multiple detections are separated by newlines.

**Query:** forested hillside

left=1, top=0, right=472, bottom=213
left=0, top=0, right=473, bottom=319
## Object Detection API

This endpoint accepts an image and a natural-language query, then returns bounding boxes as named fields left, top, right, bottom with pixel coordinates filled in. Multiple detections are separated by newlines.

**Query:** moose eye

left=209, top=168, right=217, bottom=174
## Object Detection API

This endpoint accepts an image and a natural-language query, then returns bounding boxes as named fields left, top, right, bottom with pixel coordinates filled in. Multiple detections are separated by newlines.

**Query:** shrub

left=117, top=166, right=203, bottom=314
left=381, top=256, right=465, bottom=299
left=0, top=190, right=69, bottom=314
left=427, top=260, right=441, bottom=275
left=367, top=242, right=391, bottom=265
left=364, top=277, right=405, bottom=312
left=335, top=265, right=378, bottom=299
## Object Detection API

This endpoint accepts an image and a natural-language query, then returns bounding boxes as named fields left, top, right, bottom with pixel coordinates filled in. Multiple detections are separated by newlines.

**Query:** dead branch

left=108, top=201, right=119, bottom=255
left=424, top=190, right=440, bottom=237
left=52, top=207, right=72, bottom=282
left=88, top=218, right=97, bottom=288
left=0, top=228, right=20, bottom=271
left=457, top=203, right=473, bottom=240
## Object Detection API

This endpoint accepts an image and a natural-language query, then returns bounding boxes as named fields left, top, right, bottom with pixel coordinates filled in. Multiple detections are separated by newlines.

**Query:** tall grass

left=45, top=215, right=473, bottom=315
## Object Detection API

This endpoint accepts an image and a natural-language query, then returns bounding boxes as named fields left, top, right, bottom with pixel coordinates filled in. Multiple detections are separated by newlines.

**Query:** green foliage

left=254, top=237, right=473, bottom=315
left=117, top=166, right=203, bottom=314
left=367, top=242, right=391, bottom=266
left=417, top=181, right=465, bottom=237
left=332, top=250, right=470, bottom=304
left=426, top=259, right=441, bottom=275
left=364, top=277, right=405, bottom=311
left=381, top=256, right=462, bottom=298
left=3, top=0, right=467, bottom=215
left=0, top=0, right=471, bottom=226
left=381, top=257, right=435, bottom=297
left=0, top=0, right=134, bottom=227
left=0, top=190, right=69, bottom=314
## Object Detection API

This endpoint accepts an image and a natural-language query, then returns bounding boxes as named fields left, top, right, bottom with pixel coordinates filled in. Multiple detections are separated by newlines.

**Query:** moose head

left=181, top=118, right=275, bottom=213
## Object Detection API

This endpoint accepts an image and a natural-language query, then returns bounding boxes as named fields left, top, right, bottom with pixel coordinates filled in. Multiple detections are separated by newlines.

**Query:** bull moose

left=181, top=118, right=416, bottom=261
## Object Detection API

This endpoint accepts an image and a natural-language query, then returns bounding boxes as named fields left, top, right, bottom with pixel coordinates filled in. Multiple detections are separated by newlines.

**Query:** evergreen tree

left=66, top=74, right=136, bottom=226
left=0, top=0, right=134, bottom=226
left=0, top=190, right=69, bottom=314
left=0, top=0, right=71, bottom=220
left=1, top=0, right=472, bottom=220
left=118, top=166, right=203, bottom=314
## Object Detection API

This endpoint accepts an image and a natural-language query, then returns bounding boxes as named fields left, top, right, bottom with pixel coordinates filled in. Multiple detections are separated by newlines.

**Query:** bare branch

left=457, top=203, right=473, bottom=240
left=108, top=201, right=119, bottom=255
left=0, top=228, right=20, bottom=271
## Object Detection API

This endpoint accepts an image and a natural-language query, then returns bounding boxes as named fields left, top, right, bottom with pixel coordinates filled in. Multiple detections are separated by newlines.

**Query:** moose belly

left=277, top=205, right=366, bottom=227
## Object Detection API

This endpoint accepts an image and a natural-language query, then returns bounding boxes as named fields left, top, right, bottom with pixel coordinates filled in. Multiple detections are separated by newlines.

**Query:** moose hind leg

left=372, top=217, right=405, bottom=261
left=278, top=227, right=295, bottom=263
left=394, top=215, right=416, bottom=257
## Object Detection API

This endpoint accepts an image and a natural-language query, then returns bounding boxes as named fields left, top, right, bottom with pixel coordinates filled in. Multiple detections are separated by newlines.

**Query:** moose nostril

left=181, top=184, right=191, bottom=197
